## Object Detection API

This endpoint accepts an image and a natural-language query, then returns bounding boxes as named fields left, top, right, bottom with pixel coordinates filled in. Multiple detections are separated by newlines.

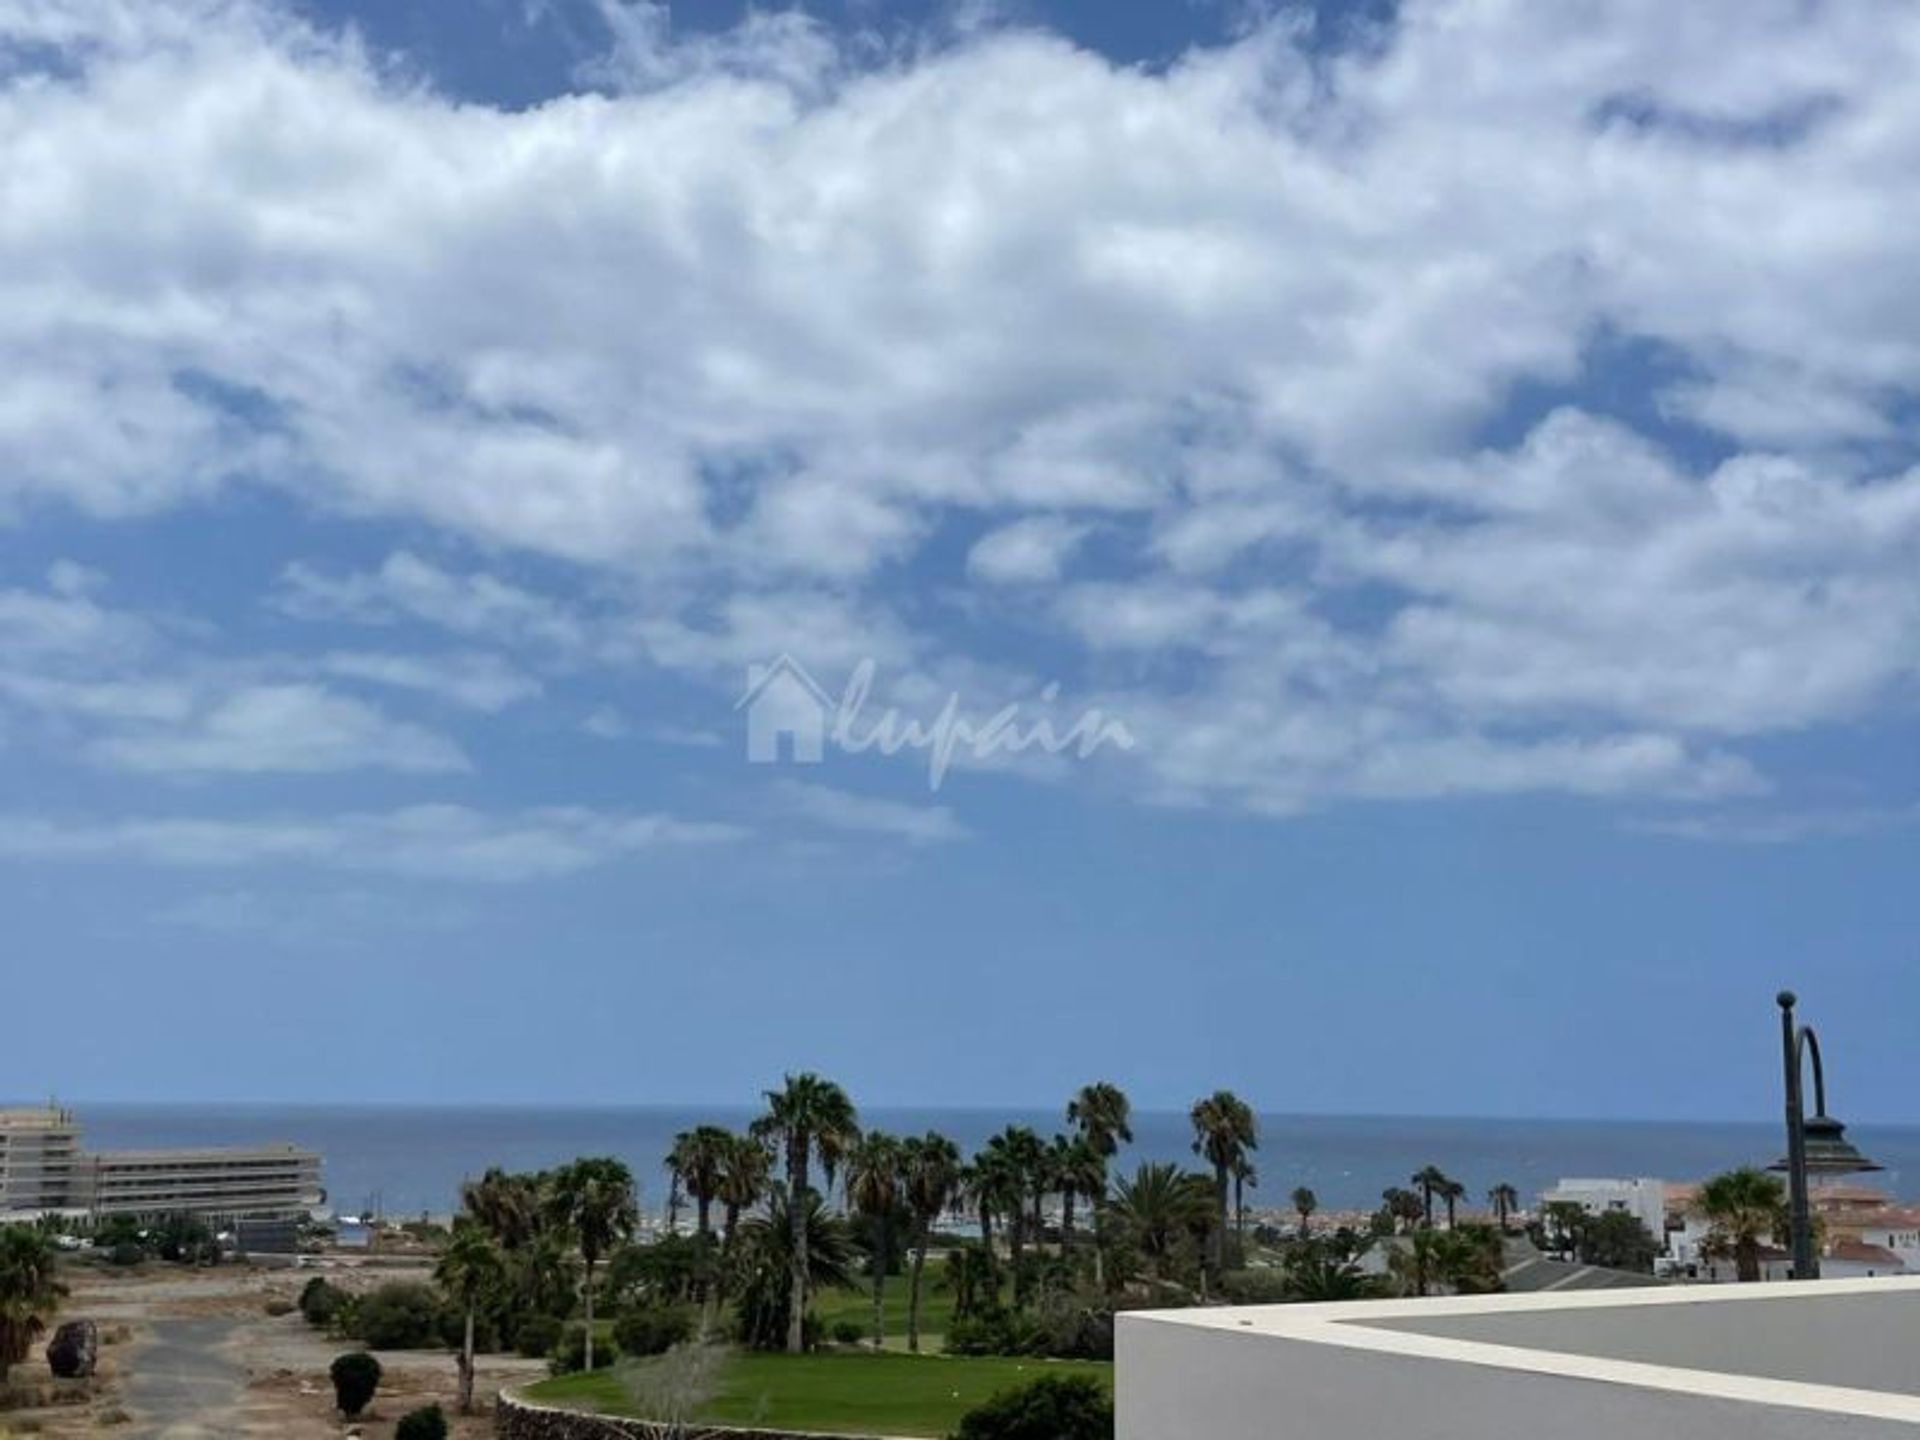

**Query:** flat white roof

left=1124, top=1277, right=1920, bottom=1427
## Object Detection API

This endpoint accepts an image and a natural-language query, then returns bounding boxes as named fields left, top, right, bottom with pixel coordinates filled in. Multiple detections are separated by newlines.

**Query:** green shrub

left=829, top=1319, right=865, bottom=1346
left=329, top=1352, right=382, bottom=1418
left=353, top=1281, right=445, bottom=1350
left=263, top=1299, right=295, bottom=1317
left=298, top=1277, right=346, bottom=1328
left=951, top=1374, right=1113, bottom=1440
left=512, top=1312, right=563, bottom=1359
left=107, top=1242, right=146, bottom=1267
left=1215, top=1268, right=1291, bottom=1305
left=395, top=1403, right=449, bottom=1440
left=611, top=1306, right=693, bottom=1359
left=548, top=1321, right=614, bottom=1375
left=945, top=1307, right=1045, bottom=1358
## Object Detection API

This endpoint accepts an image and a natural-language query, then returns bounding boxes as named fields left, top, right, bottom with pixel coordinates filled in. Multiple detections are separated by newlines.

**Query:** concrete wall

left=493, top=1388, right=872, bottom=1440
left=1116, top=1314, right=1920, bottom=1440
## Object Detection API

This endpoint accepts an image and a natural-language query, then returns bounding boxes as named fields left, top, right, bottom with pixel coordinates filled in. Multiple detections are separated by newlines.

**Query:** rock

left=47, top=1317, right=100, bottom=1379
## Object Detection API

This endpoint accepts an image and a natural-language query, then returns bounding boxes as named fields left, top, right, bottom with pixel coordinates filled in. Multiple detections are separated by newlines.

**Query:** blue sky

left=3, top=0, right=1918, bottom=1120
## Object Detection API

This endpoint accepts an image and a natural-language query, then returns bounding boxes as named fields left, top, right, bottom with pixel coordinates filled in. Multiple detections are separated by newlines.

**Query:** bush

left=353, top=1282, right=445, bottom=1350
left=1215, top=1268, right=1291, bottom=1305
left=951, top=1374, right=1113, bottom=1440
left=548, top=1321, right=615, bottom=1376
left=107, top=1242, right=146, bottom=1267
left=298, top=1277, right=346, bottom=1329
left=829, top=1319, right=865, bottom=1346
left=263, top=1299, right=295, bottom=1317
left=512, top=1312, right=563, bottom=1359
left=395, top=1404, right=449, bottom=1440
left=329, top=1352, right=382, bottom=1418
left=611, top=1306, right=694, bottom=1359
left=1030, top=1296, right=1114, bottom=1361
left=945, top=1307, right=1045, bottom=1358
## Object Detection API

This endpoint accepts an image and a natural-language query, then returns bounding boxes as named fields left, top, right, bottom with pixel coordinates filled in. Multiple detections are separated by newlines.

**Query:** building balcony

left=1118, top=1277, right=1920, bottom=1439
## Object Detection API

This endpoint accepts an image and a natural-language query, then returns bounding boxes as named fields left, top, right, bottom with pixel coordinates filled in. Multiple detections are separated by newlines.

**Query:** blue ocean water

left=71, top=1105, right=1920, bottom=1220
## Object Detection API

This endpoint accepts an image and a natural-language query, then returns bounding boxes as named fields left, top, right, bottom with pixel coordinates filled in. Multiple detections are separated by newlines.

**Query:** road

left=122, top=1317, right=248, bottom=1438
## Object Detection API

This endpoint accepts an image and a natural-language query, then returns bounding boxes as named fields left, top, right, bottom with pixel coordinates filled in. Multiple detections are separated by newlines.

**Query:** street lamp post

left=1770, top=990, right=1882, bottom=1281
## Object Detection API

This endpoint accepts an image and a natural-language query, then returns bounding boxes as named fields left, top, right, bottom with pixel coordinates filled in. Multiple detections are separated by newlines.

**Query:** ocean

left=72, top=1105, right=1920, bottom=1221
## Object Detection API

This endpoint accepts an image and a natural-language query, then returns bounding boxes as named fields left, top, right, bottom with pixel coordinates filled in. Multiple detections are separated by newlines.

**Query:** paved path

left=122, top=1317, right=248, bottom=1438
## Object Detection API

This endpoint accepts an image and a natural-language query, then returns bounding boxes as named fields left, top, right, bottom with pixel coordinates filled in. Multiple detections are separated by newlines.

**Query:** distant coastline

left=57, top=1103, right=1920, bottom=1219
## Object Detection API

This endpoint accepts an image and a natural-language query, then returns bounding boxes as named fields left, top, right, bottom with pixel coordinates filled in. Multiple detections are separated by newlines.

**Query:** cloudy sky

left=3, top=0, right=1917, bottom=1117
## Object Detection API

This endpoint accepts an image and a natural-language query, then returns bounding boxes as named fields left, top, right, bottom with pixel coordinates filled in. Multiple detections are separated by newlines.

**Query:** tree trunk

left=907, top=1230, right=927, bottom=1354
left=697, top=1194, right=713, bottom=1238
left=583, top=1259, right=597, bottom=1372
left=1061, top=1188, right=1076, bottom=1258
left=871, top=1218, right=888, bottom=1350
left=786, top=1140, right=809, bottom=1354
left=459, top=1301, right=476, bottom=1413
left=1738, top=1238, right=1760, bottom=1284
left=979, top=1203, right=998, bottom=1304
left=1213, top=1164, right=1230, bottom=1280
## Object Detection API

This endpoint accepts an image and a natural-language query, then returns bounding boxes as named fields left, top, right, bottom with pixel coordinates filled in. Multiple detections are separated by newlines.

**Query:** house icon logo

left=737, top=654, right=834, bottom=764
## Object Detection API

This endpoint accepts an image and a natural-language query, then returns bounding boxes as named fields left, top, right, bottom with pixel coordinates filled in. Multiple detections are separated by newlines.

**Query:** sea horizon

left=35, top=1101, right=1920, bottom=1220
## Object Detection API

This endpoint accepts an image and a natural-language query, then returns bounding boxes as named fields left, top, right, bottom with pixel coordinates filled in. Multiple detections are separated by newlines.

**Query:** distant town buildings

left=0, top=1106, right=321, bottom=1223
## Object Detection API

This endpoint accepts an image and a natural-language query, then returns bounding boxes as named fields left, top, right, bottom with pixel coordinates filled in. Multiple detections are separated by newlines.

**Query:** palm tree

left=752, top=1073, right=860, bottom=1353
left=1391, top=1226, right=1502, bottom=1298
left=1232, top=1157, right=1257, bottom=1242
left=1067, top=1082, right=1134, bottom=1159
left=1291, top=1186, right=1318, bottom=1239
left=435, top=1221, right=503, bottom=1413
left=666, top=1126, right=734, bottom=1241
left=1112, top=1163, right=1214, bottom=1284
left=1411, top=1166, right=1453, bottom=1228
left=1283, top=1238, right=1384, bottom=1301
left=459, top=1167, right=542, bottom=1251
left=1189, top=1091, right=1258, bottom=1280
left=899, top=1132, right=962, bottom=1353
left=717, top=1132, right=771, bottom=1254
left=1488, top=1183, right=1520, bottom=1235
left=1439, top=1177, right=1467, bottom=1230
left=731, top=1186, right=858, bottom=1351
left=1054, top=1135, right=1106, bottom=1261
left=845, top=1132, right=904, bottom=1351
left=1067, top=1083, right=1132, bottom=1288
left=1698, top=1167, right=1789, bottom=1283
left=0, top=1226, right=65, bottom=1385
left=976, top=1131, right=1037, bottom=1295
left=546, top=1157, right=638, bottom=1371
left=1381, top=1186, right=1425, bottom=1235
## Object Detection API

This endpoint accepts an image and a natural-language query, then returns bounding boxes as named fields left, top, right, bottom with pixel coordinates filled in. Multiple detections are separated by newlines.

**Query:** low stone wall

left=493, top=1387, right=888, bottom=1440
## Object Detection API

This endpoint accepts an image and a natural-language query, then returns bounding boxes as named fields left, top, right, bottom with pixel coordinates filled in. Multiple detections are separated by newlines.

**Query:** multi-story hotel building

left=0, top=1106, right=322, bottom=1223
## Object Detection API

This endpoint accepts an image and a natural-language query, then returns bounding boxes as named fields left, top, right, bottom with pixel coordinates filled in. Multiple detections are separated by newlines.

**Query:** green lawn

left=525, top=1351, right=1111, bottom=1437
left=814, top=1273, right=958, bottom=1348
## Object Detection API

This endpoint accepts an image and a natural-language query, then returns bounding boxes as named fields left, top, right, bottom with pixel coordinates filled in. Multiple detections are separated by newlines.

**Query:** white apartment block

left=0, top=1106, right=321, bottom=1222
left=1539, top=1177, right=1669, bottom=1248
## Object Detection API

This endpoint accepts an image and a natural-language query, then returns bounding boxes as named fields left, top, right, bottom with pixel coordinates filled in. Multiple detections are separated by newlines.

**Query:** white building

left=1539, top=1177, right=1669, bottom=1249
left=0, top=1105, right=321, bottom=1222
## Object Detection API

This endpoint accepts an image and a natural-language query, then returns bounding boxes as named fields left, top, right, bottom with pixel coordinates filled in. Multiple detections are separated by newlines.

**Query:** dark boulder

left=46, top=1318, right=99, bottom=1379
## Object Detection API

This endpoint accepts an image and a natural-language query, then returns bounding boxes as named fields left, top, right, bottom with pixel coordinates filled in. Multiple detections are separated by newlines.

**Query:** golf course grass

left=525, top=1350, right=1113, bottom=1437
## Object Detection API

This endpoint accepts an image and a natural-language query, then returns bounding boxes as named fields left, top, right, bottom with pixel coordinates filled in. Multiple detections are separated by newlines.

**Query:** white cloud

left=320, top=651, right=541, bottom=712
left=776, top=780, right=969, bottom=844
left=0, top=803, right=744, bottom=882
left=968, top=516, right=1087, bottom=585
left=5, top=1, right=1920, bottom=814
left=88, top=684, right=469, bottom=775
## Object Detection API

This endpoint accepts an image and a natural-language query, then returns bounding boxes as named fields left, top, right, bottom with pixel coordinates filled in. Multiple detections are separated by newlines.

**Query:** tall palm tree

left=435, top=1221, right=503, bottom=1413
left=1189, top=1091, right=1258, bottom=1280
left=981, top=1127, right=1046, bottom=1298
left=1381, top=1186, right=1425, bottom=1235
left=1067, top=1083, right=1132, bottom=1289
left=1054, top=1135, right=1107, bottom=1260
left=717, top=1132, right=772, bottom=1254
left=667, top=1126, right=735, bottom=1240
left=1439, top=1177, right=1467, bottom=1230
left=1698, top=1168, right=1789, bottom=1283
left=1067, top=1082, right=1135, bottom=1159
left=1291, top=1186, right=1318, bottom=1239
left=752, top=1073, right=860, bottom=1352
left=0, top=1226, right=65, bottom=1385
left=1411, top=1166, right=1453, bottom=1228
left=1232, top=1157, right=1258, bottom=1242
left=459, top=1167, right=542, bottom=1251
left=546, top=1157, right=638, bottom=1372
left=731, top=1187, right=858, bottom=1351
left=1488, top=1183, right=1520, bottom=1235
left=899, top=1132, right=962, bottom=1353
left=845, top=1132, right=904, bottom=1351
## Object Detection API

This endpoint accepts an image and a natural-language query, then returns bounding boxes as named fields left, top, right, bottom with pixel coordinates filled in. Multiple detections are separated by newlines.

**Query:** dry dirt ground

left=0, top=1259, right=549, bottom=1439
